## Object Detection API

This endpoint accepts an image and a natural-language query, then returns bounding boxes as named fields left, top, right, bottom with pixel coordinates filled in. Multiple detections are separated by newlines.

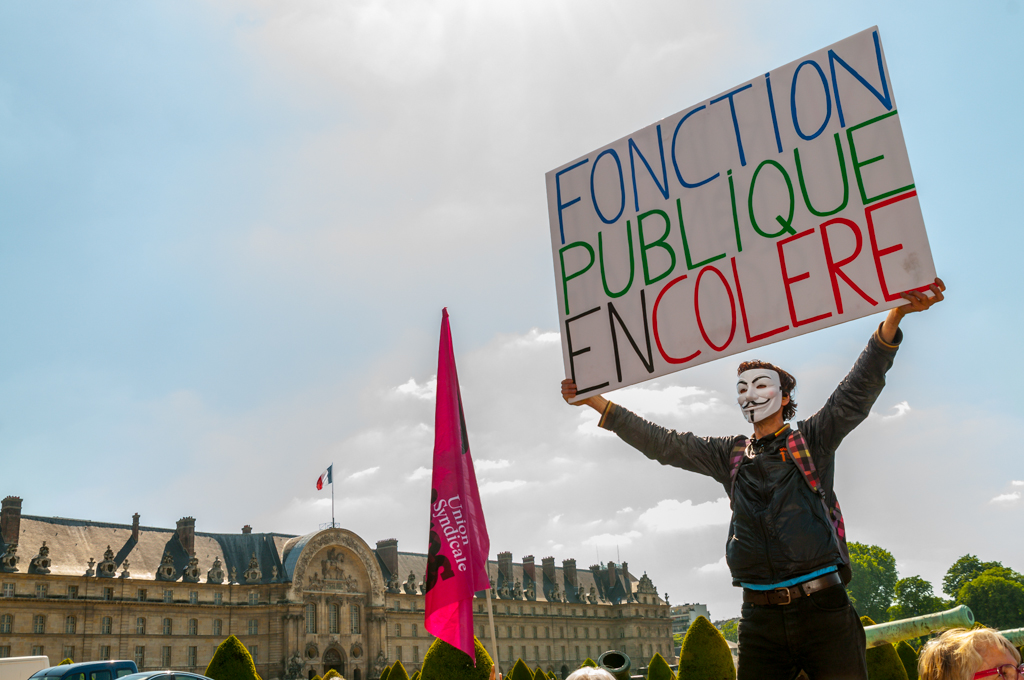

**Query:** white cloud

left=617, top=507, right=634, bottom=514
left=1012, top=481, right=1024, bottom=487
left=407, top=466, right=431, bottom=481
left=615, top=384, right=718, bottom=418
left=583, top=531, right=642, bottom=548
left=393, top=377, right=436, bottom=401
left=696, top=556, right=729, bottom=574
left=638, top=498, right=732, bottom=533
left=882, top=401, right=912, bottom=421
left=347, top=466, right=380, bottom=481
left=479, top=480, right=526, bottom=495
left=990, top=492, right=1020, bottom=505
left=475, top=459, right=510, bottom=471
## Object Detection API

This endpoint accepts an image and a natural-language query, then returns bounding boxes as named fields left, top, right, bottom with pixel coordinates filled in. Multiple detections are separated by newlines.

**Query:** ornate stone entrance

left=323, top=647, right=345, bottom=676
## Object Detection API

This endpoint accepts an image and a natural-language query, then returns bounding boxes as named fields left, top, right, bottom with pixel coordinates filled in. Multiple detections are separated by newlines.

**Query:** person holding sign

left=561, top=278, right=944, bottom=680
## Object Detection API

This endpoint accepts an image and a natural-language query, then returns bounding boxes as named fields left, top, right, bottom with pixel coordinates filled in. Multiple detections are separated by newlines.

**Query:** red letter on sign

left=694, top=266, right=737, bottom=352
left=820, top=217, right=877, bottom=314
left=652, top=275, right=701, bottom=364
left=777, top=229, right=833, bottom=327
left=865, top=190, right=930, bottom=302
left=731, top=257, right=788, bottom=343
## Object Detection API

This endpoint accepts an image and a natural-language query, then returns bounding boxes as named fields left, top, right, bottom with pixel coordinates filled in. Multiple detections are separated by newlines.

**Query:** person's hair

left=919, top=628, right=1021, bottom=680
left=565, top=669, right=616, bottom=680
left=736, top=360, right=798, bottom=421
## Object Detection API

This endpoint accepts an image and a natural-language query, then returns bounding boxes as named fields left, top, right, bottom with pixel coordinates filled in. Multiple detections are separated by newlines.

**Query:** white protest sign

left=546, top=27, right=935, bottom=400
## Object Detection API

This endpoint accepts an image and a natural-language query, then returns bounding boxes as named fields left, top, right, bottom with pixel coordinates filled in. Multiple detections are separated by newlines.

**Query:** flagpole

left=484, top=576, right=500, bottom=677
left=331, top=463, right=335, bottom=529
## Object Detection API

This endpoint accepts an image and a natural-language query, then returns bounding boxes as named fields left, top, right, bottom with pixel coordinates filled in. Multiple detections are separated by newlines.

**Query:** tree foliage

left=942, top=555, right=1003, bottom=598
left=887, top=576, right=949, bottom=622
left=677, top=616, right=735, bottom=680
left=956, top=573, right=1024, bottom=629
left=848, top=543, right=899, bottom=623
left=323, top=670, right=345, bottom=680
left=860, top=617, right=909, bottom=680
left=714, top=619, right=739, bottom=643
left=380, top=667, right=391, bottom=680
left=205, top=635, right=261, bottom=680
left=895, top=641, right=918, bottom=680
left=507, top=659, right=533, bottom=680
left=419, top=636, right=493, bottom=680
left=532, top=668, right=546, bottom=680
left=647, top=652, right=675, bottom=680
left=389, top=661, right=410, bottom=680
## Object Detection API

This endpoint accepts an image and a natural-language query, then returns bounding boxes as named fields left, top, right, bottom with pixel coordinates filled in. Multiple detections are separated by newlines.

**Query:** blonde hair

left=565, top=669, right=616, bottom=680
left=919, top=628, right=1021, bottom=680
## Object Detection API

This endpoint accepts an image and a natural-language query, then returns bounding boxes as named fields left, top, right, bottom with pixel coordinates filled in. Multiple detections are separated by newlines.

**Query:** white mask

left=736, top=368, right=783, bottom=424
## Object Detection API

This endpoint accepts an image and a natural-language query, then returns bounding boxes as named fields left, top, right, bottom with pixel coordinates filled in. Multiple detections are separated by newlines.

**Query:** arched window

left=188, top=619, right=198, bottom=636
left=0, top=614, right=12, bottom=634
left=101, top=616, right=112, bottom=635
left=213, top=619, right=222, bottom=637
left=329, top=604, right=339, bottom=634
left=248, top=619, right=258, bottom=635
left=305, top=603, right=317, bottom=634
left=162, top=618, right=172, bottom=635
left=65, top=616, right=77, bottom=634
left=349, top=604, right=360, bottom=635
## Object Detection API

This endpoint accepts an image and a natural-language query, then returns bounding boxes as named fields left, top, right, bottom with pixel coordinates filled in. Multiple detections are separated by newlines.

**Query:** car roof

left=34, top=662, right=136, bottom=677
left=119, top=673, right=211, bottom=680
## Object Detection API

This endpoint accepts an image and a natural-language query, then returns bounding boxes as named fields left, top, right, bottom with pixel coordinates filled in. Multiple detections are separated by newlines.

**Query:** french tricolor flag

left=316, top=465, right=332, bottom=491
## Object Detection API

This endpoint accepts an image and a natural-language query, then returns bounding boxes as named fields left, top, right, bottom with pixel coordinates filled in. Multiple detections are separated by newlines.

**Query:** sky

left=1, top=0, right=1021, bottom=621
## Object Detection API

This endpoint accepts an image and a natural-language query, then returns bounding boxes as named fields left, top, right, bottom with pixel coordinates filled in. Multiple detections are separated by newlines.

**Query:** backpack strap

left=785, top=430, right=851, bottom=583
left=727, top=437, right=749, bottom=500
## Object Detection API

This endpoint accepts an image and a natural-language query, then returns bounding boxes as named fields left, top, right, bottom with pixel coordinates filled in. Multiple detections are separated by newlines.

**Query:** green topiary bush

left=647, top=652, right=675, bottom=680
left=581, top=658, right=597, bottom=668
left=58, top=659, right=73, bottom=666
left=895, top=641, right=918, bottom=680
left=532, top=668, right=545, bottom=680
left=507, top=659, right=533, bottom=680
left=323, top=670, right=345, bottom=680
left=389, top=661, right=409, bottom=680
left=860, top=617, right=909, bottom=680
left=419, top=636, right=493, bottom=680
left=678, top=616, right=735, bottom=680
left=205, top=635, right=261, bottom=680
left=410, top=672, right=420, bottom=680
left=380, top=667, right=391, bottom=680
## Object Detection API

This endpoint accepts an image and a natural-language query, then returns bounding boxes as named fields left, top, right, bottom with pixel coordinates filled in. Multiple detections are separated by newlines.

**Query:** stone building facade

left=0, top=496, right=673, bottom=679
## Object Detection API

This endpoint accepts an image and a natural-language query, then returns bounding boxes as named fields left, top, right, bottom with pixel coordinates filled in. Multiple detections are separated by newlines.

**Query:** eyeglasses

left=974, top=664, right=1024, bottom=680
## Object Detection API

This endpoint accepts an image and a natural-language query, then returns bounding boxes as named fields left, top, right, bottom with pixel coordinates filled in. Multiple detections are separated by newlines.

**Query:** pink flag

left=424, top=308, right=491, bottom=662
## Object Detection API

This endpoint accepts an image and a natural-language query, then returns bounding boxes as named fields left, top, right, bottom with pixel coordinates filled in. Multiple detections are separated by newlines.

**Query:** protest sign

left=546, top=27, right=936, bottom=400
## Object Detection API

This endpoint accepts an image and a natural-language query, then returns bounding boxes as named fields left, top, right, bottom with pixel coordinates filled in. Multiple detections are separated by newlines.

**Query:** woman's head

left=919, top=628, right=1021, bottom=680
left=565, top=669, right=616, bottom=680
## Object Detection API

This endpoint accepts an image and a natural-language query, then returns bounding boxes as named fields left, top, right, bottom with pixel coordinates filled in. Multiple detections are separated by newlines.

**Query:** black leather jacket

left=600, top=327, right=901, bottom=586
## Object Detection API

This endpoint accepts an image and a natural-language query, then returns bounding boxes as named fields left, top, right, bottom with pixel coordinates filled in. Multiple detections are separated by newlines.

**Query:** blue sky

left=1, top=0, right=1021, bottom=619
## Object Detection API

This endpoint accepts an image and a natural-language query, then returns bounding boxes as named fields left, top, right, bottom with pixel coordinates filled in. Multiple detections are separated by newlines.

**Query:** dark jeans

left=738, top=584, right=868, bottom=680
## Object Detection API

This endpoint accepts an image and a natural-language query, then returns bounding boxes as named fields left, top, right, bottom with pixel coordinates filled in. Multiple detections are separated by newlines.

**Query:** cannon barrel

left=597, top=650, right=632, bottom=680
left=863, top=605, right=975, bottom=648
left=999, top=628, right=1024, bottom=646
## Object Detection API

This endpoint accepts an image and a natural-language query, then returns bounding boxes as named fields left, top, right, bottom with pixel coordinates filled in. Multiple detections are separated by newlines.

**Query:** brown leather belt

left=742, top=571, right=843, bottom=606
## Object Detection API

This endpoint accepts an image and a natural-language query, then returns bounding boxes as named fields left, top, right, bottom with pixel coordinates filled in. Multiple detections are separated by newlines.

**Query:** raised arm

left=561, top=378, right=735, bottom=487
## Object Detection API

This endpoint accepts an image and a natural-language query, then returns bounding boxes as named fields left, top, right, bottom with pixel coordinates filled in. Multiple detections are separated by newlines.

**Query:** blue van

left=29, top=661, right=138, bottom=680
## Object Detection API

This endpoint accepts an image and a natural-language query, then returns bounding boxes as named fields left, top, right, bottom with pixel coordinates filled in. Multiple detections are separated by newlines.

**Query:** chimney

left=497, top=551, right=513, bottom=582
left=376, top=538, right=398, bottom=576
left=131, top=513, right=140, bottom=542
left=541, top=556, right=556, bottom=583
left=241, top=525, right=252, bottom=534
left=1, top=496, right=22, bottom=545
left=522, top=555, right=536, bottom=583
left=176, top=517, right=196, bottom=556
left=562, top=558, right=578, bottom=589
left=590, top=564, right=604, bottom=594
left=607, top=561, right=619, bottom=588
